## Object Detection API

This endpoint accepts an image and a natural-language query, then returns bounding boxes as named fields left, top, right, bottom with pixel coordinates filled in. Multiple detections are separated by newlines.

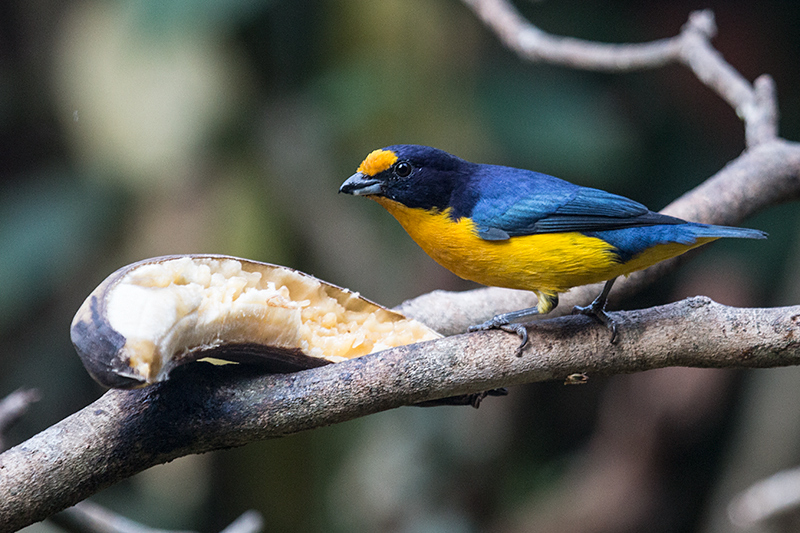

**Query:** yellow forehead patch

left=357, top=149, right=398, bottom=177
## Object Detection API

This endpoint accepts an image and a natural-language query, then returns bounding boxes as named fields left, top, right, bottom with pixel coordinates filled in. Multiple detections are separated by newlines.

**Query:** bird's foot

left=469, top=317, right=530, bottom=357
left=572, top=301, right=618, bottom=343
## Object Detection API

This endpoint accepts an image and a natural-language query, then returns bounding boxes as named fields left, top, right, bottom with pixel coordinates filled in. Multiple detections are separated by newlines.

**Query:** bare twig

left=0, top=388, right=40, bottom=452
left=729, top=467, right=800, bottom=531
left=219, top=511, right=264, bottom=533
left=461, top=0, right=779, bottom=147
left=462, top=0, right=683, bottom=70
left=48, top=501, right=263, bottom=533
left=49, top=501, right=194, bottom=533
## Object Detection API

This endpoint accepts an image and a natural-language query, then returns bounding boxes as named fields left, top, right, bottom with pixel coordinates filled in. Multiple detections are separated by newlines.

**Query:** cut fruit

left=71, top=255, right=440, bottom=388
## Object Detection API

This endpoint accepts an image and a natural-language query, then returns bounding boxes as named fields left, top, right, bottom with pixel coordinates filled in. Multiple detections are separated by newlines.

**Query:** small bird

left=339, top=145, right=766, bottom=352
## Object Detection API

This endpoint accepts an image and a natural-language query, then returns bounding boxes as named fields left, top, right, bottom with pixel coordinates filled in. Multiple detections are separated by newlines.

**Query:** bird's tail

left=690, top=223, right=767, bottom=240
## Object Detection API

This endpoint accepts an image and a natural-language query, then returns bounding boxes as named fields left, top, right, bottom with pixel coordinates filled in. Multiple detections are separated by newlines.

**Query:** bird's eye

left=394, top=161, right=413, bottom=178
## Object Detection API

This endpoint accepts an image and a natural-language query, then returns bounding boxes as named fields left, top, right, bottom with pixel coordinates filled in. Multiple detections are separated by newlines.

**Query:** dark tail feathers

left=691, top=223, right=767, bottom=240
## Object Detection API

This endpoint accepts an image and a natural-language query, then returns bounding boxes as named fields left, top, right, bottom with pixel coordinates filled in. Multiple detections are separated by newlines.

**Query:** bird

left=339, top=144, right=767, bottom=353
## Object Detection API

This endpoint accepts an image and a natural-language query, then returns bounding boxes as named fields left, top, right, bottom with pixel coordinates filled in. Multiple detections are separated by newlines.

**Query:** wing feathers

left=473, top=181, right=685, bottom=240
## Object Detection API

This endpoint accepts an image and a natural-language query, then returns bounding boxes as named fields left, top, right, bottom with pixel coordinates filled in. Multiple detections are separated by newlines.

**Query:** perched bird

left=339, top=145, right=766, bottom=352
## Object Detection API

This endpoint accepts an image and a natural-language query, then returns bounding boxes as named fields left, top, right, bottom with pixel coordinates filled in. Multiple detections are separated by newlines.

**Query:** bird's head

left=339, top=145, right=472, bottom=211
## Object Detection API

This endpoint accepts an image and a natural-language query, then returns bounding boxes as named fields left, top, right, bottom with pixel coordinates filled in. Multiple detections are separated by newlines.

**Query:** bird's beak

left=339, top=172, right=382, bottom=196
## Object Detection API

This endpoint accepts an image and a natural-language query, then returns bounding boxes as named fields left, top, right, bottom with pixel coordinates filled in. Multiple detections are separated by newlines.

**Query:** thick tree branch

left=2, top=298, right=800, bottom=531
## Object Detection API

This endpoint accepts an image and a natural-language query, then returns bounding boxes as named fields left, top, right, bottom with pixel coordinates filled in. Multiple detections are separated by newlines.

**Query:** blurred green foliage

left=2, top=1, right=799, bottom=532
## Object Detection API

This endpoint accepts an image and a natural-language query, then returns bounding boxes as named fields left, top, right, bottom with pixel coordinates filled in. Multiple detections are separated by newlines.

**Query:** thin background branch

left=2, top=2, right=799, bottom=531
left=48, top=502, right=263, bottom=533
left=0, top=388, right=40, bottom=452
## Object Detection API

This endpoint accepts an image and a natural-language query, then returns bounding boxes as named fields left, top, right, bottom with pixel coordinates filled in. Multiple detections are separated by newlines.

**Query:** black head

left=339, top=144, right=475, bottom=212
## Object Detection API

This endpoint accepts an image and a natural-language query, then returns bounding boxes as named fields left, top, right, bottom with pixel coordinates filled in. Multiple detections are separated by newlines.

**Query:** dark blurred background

left=2, top=1, right=799, bottom=532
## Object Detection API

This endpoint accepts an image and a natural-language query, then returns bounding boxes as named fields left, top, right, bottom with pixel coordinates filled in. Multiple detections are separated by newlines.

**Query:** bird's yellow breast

left=373, top=198, right=623, bottom=293
left=372, top=197, right=717, bottom=295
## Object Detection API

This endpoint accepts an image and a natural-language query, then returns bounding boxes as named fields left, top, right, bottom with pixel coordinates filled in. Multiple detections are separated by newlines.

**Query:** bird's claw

left=500, top=323, right=529, bottom=356
left=469, top=319, right=530, bottom=357
left=573, top=302, right=618, bottom=343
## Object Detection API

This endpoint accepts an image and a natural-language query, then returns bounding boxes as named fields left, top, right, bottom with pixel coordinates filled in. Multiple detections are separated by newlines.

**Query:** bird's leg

left=469, top=292, right=559, bottom=356
left=572, top=278, right=618, bottom=343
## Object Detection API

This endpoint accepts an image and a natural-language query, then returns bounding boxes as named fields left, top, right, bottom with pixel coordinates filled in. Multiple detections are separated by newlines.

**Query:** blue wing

left=467, top=166, right=683, bottom=241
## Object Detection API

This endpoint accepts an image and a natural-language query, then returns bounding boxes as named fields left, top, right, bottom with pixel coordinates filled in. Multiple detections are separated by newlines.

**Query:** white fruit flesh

left=103, top=256, right=439, bottom=382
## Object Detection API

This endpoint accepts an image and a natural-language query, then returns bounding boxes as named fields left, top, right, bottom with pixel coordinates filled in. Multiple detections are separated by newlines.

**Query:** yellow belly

left=373, top=197, right=715, bottom=294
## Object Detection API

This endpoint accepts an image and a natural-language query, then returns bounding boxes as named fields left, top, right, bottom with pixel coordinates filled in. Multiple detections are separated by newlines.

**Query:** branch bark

left=2, top=3, right=799, bottom=531
left=2, top=298, right=800, bottom=532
